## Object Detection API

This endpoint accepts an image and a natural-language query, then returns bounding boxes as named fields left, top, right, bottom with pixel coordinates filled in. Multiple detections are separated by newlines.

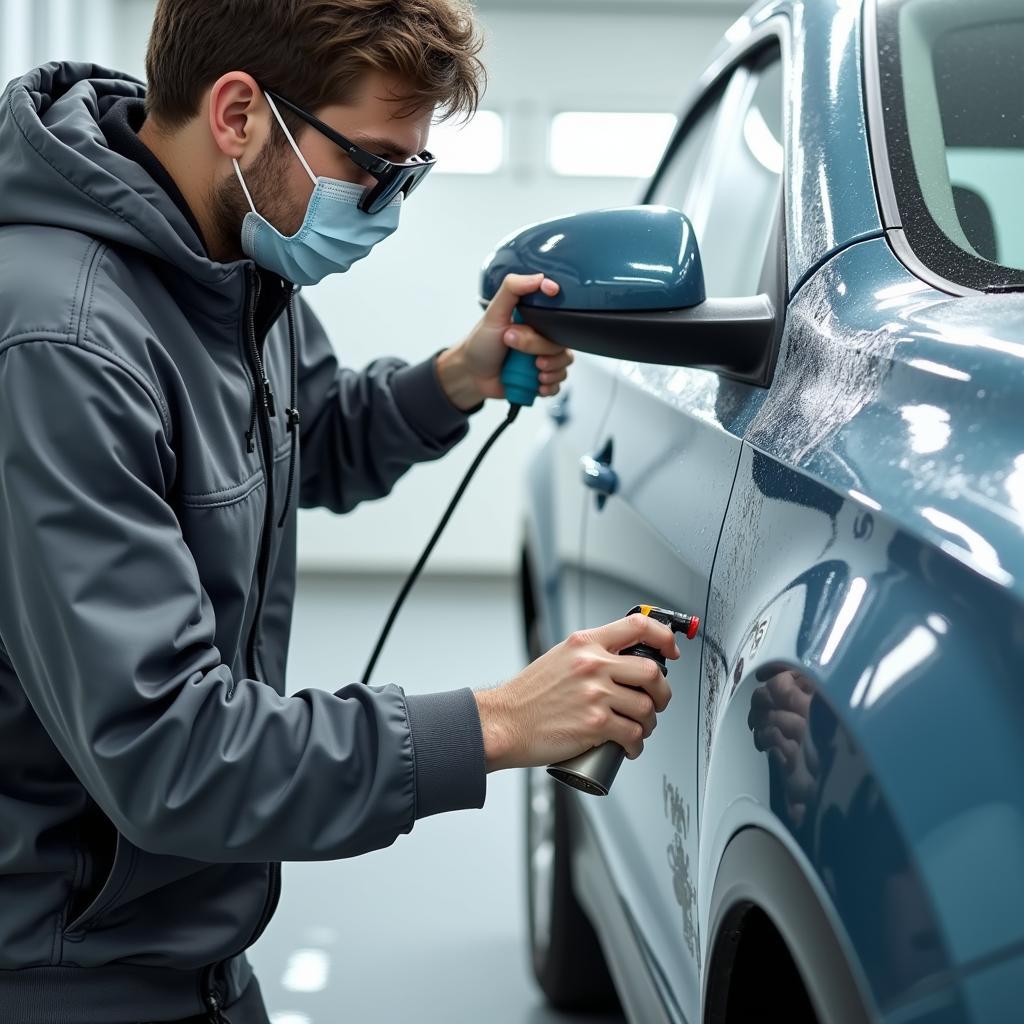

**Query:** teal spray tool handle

left=501, top=309, right=540, bottom=407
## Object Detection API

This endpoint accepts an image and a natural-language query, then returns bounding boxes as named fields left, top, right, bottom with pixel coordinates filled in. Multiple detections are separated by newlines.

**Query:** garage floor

left=248, top=573, right=625, bottom=1024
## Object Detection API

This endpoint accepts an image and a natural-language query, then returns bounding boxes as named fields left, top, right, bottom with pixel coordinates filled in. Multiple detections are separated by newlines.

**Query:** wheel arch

left=704, top=826, right=872, bottom=1024
left=701, top=421, right=1024, bottom=1015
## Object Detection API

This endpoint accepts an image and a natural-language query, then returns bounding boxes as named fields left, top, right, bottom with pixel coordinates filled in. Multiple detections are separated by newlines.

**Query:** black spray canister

left=547, top=604, right=700, bottom=796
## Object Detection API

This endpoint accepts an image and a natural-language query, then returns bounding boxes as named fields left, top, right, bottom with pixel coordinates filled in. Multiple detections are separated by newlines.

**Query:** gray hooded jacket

left=0, top=63, right=488, bottom=1023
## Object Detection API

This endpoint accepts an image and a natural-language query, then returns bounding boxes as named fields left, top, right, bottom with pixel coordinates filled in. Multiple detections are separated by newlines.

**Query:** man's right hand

left=473, top=614, right=679, bottom=772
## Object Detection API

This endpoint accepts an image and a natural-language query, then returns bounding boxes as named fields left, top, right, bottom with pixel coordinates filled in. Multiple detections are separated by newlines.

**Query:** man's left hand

left=436, top=273, right=574, bottom=411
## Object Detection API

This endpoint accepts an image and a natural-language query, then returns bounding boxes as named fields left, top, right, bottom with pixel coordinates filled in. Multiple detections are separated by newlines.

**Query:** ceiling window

left=549, top=111, right=677, bottom=178
left=429, top=111, right=505, bottom=174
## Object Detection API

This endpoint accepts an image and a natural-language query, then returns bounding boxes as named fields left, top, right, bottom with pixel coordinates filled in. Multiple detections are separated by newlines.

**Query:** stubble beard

left=209, top=141, right=306, bottom=264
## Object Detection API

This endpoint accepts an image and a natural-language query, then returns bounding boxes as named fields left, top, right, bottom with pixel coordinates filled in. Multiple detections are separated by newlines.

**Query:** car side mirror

left=480, top=206, right=778, bottom=386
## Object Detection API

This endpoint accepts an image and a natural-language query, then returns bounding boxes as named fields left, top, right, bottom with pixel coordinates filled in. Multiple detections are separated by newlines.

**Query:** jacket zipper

left=201, top=859, right=281, bottom=1016
left=201, top=961, right=231, bottom=1023
left=243, top=266, right=276, bottom=683
left=204, top=284, right=273, bottom=1021
left=200, top=272, right=291, bottom=1024
left=246, top=860, right=282, bottom=948
left=205, top=988, right=230, bottom=1023
left=238, top=267, right=284, bottom=982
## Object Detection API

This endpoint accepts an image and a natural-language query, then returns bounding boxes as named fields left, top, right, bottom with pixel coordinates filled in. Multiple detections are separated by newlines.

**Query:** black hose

left=360, top=402, right=522, bottom=686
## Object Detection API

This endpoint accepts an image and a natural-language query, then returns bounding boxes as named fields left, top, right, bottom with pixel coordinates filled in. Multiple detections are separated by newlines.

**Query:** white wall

left=3, top=0, right=741, bottom=574
left=1, top=0, right=117, bottom=82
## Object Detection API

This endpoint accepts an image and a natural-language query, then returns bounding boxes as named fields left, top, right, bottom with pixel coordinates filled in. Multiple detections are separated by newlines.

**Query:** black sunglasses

left=263, top=88, right=436, bottom=214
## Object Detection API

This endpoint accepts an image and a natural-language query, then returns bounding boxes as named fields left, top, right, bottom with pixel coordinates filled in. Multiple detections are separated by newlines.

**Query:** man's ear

left=208, top=72, right=268, bottom=161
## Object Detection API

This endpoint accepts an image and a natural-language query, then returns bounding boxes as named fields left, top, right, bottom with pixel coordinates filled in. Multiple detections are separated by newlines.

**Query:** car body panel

left=576, top=363, right=749, bottom=1014
left=747, top=238, right=1024, bottom=595
left=523, top=352, right=619, bottom=649
left=702, top=444, right=961, bottom=1017
left=959, top=950, right=1024, bottom=1024
left=715, top=237, right=1024, bottom=976
left=520, top=0, right=1024, bottom=1020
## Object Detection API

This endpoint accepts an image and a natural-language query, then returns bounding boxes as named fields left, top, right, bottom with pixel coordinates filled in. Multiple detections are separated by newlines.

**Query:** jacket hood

left=0, top=61, right=244, bottom=290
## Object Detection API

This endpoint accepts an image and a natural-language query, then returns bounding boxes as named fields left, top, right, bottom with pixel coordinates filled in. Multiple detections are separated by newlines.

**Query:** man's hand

left=474, top=615, right=679, bottom=772
left=436, top=273, right=575, bottom=411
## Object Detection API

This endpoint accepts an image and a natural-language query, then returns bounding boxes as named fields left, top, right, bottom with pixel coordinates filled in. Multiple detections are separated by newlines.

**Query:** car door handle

left=580, top=439, right=618, bottom=509
left=548, top=390, right=570, bottom=427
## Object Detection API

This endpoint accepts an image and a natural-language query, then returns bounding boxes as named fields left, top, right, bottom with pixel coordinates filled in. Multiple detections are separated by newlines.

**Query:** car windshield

left=875, top=0, right=1024, bottom=291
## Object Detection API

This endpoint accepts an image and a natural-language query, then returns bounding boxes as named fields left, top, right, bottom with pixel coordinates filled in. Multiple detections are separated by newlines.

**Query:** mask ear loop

left=232, top=158, right=259, bottom=214
left=232, top=89, right=318, bottom=215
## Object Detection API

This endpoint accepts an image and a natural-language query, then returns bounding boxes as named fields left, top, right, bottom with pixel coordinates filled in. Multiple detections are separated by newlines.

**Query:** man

left=0, top=2, right=678, bottom=1021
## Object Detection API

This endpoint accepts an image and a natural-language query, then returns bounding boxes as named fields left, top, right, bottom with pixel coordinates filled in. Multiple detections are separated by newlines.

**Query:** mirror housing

left=480, top=206, right=778, bottom=386
left=482, top=205, right=706, bottom=312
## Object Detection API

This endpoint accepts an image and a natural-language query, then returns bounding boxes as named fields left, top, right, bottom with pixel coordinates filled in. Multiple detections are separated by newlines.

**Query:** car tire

left=525, top=765, right=620, bottom=1011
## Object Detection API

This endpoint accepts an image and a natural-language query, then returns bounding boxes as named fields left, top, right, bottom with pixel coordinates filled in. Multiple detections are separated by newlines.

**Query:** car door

left=577, top=41, right=786, bottom=1019
left=536, top=354, right=619, bottom=645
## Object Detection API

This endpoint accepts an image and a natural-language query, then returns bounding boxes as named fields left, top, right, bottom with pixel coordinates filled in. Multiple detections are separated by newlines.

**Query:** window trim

left=643, top=20, right=787, bottom=209
left=863, top=0, right=1024, bottom=295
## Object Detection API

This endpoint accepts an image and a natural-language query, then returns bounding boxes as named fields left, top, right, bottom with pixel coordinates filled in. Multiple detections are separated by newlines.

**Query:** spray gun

left=499, top=308, right=542, bottom=406
left=547, top=604, right=700, bottom=796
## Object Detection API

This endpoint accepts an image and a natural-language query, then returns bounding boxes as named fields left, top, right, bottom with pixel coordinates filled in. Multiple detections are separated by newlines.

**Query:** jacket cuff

left=404, top=688, right=487, bottom=819
left=390, top=352, right=482, bottom=444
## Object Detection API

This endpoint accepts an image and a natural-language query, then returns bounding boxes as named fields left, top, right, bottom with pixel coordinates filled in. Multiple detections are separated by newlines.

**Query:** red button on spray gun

left=547, top=604, right=700, bottom=796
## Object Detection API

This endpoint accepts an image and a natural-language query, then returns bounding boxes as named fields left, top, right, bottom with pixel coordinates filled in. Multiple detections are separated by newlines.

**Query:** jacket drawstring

left=277, top=295, right=300, bottom=529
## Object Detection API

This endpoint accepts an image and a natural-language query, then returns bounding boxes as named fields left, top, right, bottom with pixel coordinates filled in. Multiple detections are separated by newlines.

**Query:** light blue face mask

left=233, top=92, right=402, bottom=286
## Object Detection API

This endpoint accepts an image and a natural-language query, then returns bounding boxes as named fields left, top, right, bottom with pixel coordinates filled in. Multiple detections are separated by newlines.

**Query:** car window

left=697, top=53, right=784, bottom=297
left=648, top=90, right=724, bottom=216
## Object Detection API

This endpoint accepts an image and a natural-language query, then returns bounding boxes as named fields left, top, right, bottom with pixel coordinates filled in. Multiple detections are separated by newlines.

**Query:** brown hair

left=145, top=0, right=486, bottom=131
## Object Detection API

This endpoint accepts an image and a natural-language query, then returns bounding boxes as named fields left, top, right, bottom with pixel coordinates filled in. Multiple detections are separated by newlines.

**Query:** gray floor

left=247, top=573, right=624, bottom=1024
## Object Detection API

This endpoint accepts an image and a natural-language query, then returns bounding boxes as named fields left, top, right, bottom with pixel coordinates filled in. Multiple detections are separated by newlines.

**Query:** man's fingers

left=594, top=614, right=680, bottom=660
left=609, top=711, right=645, bottom=759
left=609, top=655, right=671, bottom=710
left=608, top=686, right=658, bottom=738
left=503, top=324, right=565, bottom=357
left=537, top=350, right=574, bottom=372
left=539, top=368, right=568, bottom=386
left=485, top=273, right=560, bottom=325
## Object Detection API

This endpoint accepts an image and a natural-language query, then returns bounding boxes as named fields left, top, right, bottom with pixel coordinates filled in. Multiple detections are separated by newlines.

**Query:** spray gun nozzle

left=632, top=604, right=700, bottom=640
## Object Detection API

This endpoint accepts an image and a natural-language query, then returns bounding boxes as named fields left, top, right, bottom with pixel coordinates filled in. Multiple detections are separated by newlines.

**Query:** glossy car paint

left=577, top=379, right=744, bottom=1016
left=705, top=239, right=1024, bottom=1020
left=482, top=207, right=706, bottom=312
left=519, top=0, right=1024, bottom=1021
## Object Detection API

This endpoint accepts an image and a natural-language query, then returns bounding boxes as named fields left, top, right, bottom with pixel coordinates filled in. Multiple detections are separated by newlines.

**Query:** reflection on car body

left=518, top=0, right=1024, bottom=1020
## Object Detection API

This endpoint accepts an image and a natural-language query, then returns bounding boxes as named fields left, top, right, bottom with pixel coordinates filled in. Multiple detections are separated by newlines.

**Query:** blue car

left=487, top=0, right=1024, bottom=1020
